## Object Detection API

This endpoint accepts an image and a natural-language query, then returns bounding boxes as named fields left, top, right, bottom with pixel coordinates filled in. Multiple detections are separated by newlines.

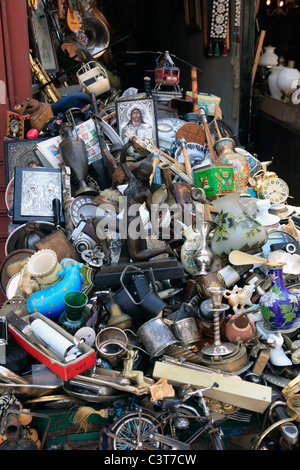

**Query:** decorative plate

left=5, top=177, right=14, bottom=215
left=0, top=248, right=35, bottom=295
left=157, top=118, right=186, bottom=133
left=174, top=142, right=211, bottom=167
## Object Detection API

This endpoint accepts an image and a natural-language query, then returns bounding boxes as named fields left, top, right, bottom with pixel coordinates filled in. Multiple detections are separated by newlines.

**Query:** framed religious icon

left=13, top=167, right=64, bottom=225
left=4, top=138, right=50, bottom=185
left=28, top=1, right=59, bottom=73
left=115, top=96, right=159, bottom=148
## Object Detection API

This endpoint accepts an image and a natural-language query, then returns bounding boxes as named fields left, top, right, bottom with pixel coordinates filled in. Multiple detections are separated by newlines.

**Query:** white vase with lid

left=268, top=65, right=285, bottom=99
left=258, top=46, right=278, bottom=67
left=277, top=61, right=300, bottom=100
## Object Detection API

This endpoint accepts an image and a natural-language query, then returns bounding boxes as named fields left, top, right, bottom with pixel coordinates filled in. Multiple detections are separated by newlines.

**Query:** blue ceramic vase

left=259, top=265, right=300, bottom=330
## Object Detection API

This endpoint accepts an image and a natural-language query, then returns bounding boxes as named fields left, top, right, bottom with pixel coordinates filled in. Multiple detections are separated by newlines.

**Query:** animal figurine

left=256, top=321, right=292, bottom=367
left=26, top=261, right=84, bottom=320
left=18, top=264, right=39, bottom=298
left=224, top=283, right=256, bottom=315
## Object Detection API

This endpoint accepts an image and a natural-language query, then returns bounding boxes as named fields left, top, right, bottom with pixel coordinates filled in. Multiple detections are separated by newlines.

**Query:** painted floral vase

left=180, top=225, right=202, bottom=276
left=214, top=138, right=250, bottom=192
left=211, top=191, right=268, bottom=257
left=259, top=264, right=300, bottom=330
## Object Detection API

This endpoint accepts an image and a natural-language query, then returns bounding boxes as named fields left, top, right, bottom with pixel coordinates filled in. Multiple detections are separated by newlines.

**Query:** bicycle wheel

left=211, top=431, right=226, bottom=450
left=103, top=411, right=164, bottom=450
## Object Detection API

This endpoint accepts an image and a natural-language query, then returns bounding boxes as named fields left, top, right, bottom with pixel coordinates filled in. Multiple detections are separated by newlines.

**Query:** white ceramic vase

left=277, top=62, right=300, bottom=100
left=268, top=65, right=285, bottom=99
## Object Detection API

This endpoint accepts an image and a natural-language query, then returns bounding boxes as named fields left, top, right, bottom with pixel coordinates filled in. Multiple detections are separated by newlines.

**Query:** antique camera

left=69, top=220, right=98, bottom=254
left=270, top=241, right=300, bottom=255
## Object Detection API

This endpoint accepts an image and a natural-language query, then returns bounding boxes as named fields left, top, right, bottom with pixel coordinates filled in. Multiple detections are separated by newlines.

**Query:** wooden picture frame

left=184, top=0, right=202, bottom=30
left=13, top=167, right=64, bottom=225
left=115, top=96, right=159, bottom=148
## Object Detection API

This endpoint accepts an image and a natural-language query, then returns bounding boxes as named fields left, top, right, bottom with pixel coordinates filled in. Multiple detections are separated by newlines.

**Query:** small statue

left=122, top=348, right=148, bottom=389
left=120, top=148, right=174, bottom=262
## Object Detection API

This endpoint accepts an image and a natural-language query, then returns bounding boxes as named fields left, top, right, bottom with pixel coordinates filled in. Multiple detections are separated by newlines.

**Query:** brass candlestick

left=201, top=286, right=235, bottom=357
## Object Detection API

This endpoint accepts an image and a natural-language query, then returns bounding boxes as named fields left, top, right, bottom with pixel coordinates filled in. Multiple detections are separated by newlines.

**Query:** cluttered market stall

left=1, top=0, right=300, bottom=451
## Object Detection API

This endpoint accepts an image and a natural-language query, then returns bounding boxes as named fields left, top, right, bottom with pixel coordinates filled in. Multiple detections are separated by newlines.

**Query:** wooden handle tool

left=191, top=67, right=198, bottom=114
left=198, top=107, right=218, bottom=163
left=149, top=157, right=160, bottom=185
left=178, top=137, right=193, bottom=180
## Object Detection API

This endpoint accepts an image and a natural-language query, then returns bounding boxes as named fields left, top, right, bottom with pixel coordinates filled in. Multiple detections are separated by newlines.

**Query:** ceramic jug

left=214, top=138, right=250, bottom=192
left=210, top=191, right=268, bottom=257
left=180, top=225, right=202, bottom=276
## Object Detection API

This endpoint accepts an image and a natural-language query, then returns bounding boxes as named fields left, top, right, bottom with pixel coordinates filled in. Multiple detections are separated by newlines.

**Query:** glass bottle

left=58, top=290, right=88, bottom=335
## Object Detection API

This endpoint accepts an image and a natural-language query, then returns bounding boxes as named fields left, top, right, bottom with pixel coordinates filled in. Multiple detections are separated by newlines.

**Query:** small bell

left=208, top=40, right=213, bottom=57
left=223, top=42, right=228, bottom=57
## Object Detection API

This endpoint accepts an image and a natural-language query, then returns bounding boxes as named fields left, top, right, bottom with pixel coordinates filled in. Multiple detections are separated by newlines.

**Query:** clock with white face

left=260, top=177, right=289, bottom=204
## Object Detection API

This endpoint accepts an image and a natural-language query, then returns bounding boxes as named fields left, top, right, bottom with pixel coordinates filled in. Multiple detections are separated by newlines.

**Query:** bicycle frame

left=107, top=402, right=224, bottom=451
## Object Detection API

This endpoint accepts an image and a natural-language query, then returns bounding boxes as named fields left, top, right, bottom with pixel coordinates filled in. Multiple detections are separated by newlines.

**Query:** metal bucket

left=137, top=317, right=178, bottom=359
left=171, top=317, right=201, bottom=346
left=95, top=327, right=128, bottom=366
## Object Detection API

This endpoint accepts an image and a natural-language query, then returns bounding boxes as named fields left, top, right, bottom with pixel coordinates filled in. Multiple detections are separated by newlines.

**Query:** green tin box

left=193, top=163, right=236, bottom=199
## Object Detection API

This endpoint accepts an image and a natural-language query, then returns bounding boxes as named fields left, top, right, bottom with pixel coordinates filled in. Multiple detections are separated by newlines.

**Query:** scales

left=77, top=61, right=110, bottom=97
left=198, top=287, right=248, bottom=372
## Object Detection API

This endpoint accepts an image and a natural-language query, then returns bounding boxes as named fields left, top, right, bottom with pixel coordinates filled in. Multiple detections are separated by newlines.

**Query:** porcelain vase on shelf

left=210, top=191, right=268, bottom=257
left=258, top=46, right=278, bottom=67
left=259, top=264, right=300, bottom=330
left=277, top=61, right=300, bottom=101
left=214, top=138, right=251, bottom=192
left=268, top=65, right=285, bottom=99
